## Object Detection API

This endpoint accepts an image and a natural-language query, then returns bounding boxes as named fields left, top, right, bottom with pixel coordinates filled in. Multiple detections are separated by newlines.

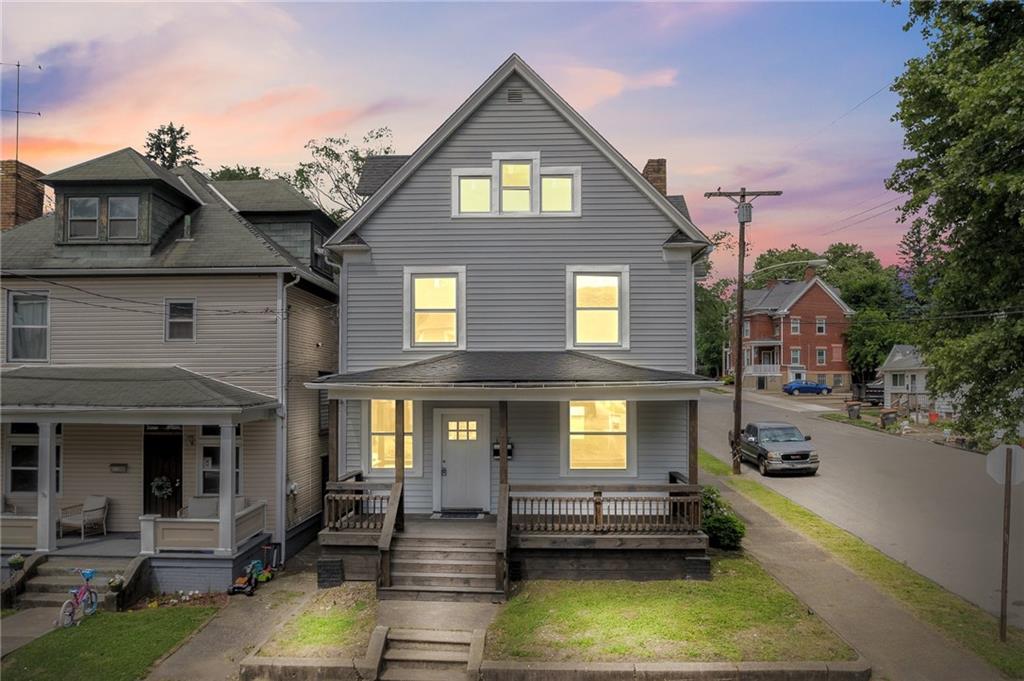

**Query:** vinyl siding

left=343, top=399, right=688, bottom=514
left=285, top=286, right=337, bottom=526
left=345, top=74, right=692, bottom=374
left=0, top=274, right=279, bottom=397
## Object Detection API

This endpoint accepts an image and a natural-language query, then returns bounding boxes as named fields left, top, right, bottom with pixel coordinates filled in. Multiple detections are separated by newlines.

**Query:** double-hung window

left=108, top=197, right=139, bottom=239
left=816, top=348, right=827, bottom=366
left=816, top=317, right=827, bottom=334
left=567, top=266, right=629, bottom=348
left=790, top=317, right=800, bottom=334
left=67, top=197, right=99, bottom=239
left=562, top=400, right=636, bottom=476
left=368, top=400, right=415, bottom=472
left=198, top=425, right=242, bottom=495
left=8, top=291, right=49, bottom=362
left=452, top=152, right=580, bottom=217
left=790, top=348, right=801, bottom=365
left=165, top=299, right=196, bottom=341
left=404, top=267, right=465, bottom=350
left=500, top=161, right=532, bottom=213
left=892, top=373, right=905, bottom=388
left=743, top=319, right=751, bottom=338
left=5, top=423, right=61, bottom=494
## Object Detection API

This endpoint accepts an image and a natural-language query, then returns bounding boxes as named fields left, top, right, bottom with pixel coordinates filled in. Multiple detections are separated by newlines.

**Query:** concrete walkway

left=146, top=545, right=318, bottom=681
left=1, top=608, right=57, bottom=657
left=376, top=600, right=499, bottom=631
left=708, top=472, right=1005, bottom=681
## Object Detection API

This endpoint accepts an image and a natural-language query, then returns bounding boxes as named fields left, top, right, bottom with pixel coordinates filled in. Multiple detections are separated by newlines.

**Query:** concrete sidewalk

left=1, top=608, right=57, bottom=658
left=708, top=473, right=1005, bottom=681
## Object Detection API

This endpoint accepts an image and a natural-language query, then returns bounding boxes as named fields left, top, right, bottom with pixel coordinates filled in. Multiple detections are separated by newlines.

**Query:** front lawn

left=487, top=554, right=855, bottom=663
left=1, top=606, right=216, bottom=681
left=258, top=583, right=375, bottom=658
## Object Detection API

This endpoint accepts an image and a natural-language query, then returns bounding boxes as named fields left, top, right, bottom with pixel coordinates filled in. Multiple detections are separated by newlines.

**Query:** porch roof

left=0, top=365, right=279, bottom=424
left=309, top=351, right=718, bottom=401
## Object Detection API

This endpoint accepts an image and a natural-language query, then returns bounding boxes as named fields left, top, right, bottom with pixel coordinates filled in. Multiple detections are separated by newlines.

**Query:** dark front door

left=143, top=426, right=183, bottom=517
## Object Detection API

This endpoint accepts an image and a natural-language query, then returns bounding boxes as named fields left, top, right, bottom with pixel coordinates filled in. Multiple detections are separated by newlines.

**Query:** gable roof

left=878, top=344, right=927, bottom=372
left=212, top=178, right=321, bottom=213
left=744, top=277, right=854, bottom=315
left=355, top=155, right=411, bottom=196
left=326, top=54, right=710, bottom=250
left=40, top=147, right=197, bottom=205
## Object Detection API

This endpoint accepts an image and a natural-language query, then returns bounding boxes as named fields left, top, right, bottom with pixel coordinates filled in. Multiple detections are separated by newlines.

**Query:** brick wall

left=0, top=160, right=45, bottom=230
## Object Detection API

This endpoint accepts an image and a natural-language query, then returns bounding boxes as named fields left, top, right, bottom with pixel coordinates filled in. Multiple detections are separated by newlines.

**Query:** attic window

left=67, top=197, right=99, bottom=239
left=507, top=88, right=523, bottom=103
left=108, top=197, right=139, bottom=239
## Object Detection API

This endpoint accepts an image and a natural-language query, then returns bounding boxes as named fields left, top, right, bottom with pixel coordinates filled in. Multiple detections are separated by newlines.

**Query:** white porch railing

left=746, top=364, right=781, bottom=376
left=140, top=500, right=267, bottom=554
left=0, top=515, right=38, bottom=548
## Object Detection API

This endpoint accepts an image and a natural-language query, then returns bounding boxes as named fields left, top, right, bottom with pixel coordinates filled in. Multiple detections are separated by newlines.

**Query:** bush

left=700, top=486, right=746, bottom=550
left=722, top=374, right=735, bottom=385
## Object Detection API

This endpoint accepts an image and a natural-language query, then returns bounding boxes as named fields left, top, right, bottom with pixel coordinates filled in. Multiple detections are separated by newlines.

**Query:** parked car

left=852, top=379, right=884, bottom=406
left=737, top=422, right=819, bottom=476
left=783, top=379, right=832, bottom=395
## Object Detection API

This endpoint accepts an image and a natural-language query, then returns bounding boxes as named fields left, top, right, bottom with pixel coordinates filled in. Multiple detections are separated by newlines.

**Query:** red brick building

left=724, top=267, right=854, bottom=391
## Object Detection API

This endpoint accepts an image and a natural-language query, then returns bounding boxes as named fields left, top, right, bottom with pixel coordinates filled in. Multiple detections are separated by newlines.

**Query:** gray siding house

left=0, top=149, right=336, bottom=601
left=313, top=55, right=716, bottom=601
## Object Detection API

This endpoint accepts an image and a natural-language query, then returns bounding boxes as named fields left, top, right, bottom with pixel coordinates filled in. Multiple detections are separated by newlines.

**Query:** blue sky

left=1, top=1, right=927, bottom=270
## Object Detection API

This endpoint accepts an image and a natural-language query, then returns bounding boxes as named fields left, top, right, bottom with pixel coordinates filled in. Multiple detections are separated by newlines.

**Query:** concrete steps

left=18, top=556, right=131, bottom=609
left=378, top=627, right=474, bottom=681
left=382, top=534, right=503, bottom=603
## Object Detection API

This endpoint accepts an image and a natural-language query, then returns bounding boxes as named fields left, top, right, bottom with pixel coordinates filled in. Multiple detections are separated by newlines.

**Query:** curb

left=479, top=657, right=871, bottom=680
left=239, top=655, right=360, bottom=681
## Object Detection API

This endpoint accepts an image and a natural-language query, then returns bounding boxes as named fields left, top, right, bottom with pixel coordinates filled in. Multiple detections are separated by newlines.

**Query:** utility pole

left=704, top=187, right=783, bottom=474
left=1, top=61, right=43, bottom=163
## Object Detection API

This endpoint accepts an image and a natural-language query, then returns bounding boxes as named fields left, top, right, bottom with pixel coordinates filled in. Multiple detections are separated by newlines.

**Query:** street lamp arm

left=744, top=259, right=828, bottom=281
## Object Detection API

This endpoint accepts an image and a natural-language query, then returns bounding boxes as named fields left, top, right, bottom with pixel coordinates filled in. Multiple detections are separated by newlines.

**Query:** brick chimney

left=803, top=266, right=817, bottom=282
left=1, top=160, right=45, bottom=230
left=642, top=158, right=667, bottom=196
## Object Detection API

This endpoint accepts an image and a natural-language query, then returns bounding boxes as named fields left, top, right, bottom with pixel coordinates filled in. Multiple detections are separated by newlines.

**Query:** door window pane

left=447, top=420, right=478, bottom=441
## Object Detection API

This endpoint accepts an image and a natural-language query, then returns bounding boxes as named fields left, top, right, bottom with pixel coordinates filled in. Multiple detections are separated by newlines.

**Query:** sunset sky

left=1, top=2, right=926, bottom=274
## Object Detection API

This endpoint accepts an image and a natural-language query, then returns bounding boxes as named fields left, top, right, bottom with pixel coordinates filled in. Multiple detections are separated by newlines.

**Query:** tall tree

left=144, top=122, right=200, bottom=169
left=886, top=0, right=1024, bottom=442
left=747, top=245, right=820, bottom=288
left=280, top=127, right=394, bottom=224
left=896, top=221, right=938, bottom=305
left=208, top=164, right=268, bottom=181
left=844, top=309, right=910, bottom=384
left=820, top=243, right=902, bottom=312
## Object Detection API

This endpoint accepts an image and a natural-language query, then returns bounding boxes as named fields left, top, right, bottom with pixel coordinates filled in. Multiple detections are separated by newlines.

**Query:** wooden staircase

left=379, top=535, right=504, bottom=603
left=17, top=556, right=130, bottom=609
left=379, top=628, right=476, bottom=681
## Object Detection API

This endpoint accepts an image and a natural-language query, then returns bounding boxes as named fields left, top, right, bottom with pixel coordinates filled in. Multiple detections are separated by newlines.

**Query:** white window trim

left=7, top=289, right=50, bottom=363
left=743, top=319, right=751, bottom=338
left=816, top=347, right=827, bottom=366
left=361, top=400, right=424, bottom=478
left=67, top=196, right=99, bottom=240
left=4, top=423, right=62, bottom=496
left=164, top=297, right=197, bottom=343
left=196, top=425, right=243, bottom=496
left=107, top=196, right=140, bottom=240
left=565, top=265, right=630, bottom=350
left=402, top=266, right=467, bottom=351
left=558, top=401, right=638, bottom=478
left=790, top=348, right=801, bottom=365
left=816, top=317, right=827, bottom=335
left=451, top=151, right=581, bottom=218
left=790, top=317, right=801, bottom=335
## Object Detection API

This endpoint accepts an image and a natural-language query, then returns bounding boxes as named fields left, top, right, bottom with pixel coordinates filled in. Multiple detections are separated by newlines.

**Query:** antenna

left=1, top=61, right=44, bottom=164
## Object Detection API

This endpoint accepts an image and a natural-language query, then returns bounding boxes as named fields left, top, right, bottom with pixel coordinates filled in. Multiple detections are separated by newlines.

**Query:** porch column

left=327, top=398, right=339, bottom=482
left=688, top=401, right=699, bottom=485
left=498, top=400, right=509, bottom=485
left=36, top=422, right=58, bottom=552
left=394, top=400, right=405, bottom=528
left=218, top=424, right=236, bottom=554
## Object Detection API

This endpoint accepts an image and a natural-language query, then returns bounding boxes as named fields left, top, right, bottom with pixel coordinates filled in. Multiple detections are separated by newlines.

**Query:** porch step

left=24, top=575, right=114, bottom=594
left=391, top=547, right=494, bottom=562
left=391, top=571, right=494, bottom=589
left=392, top=536, right=494, bottom=550
left=35, top=560, right=128, bottom=577
left=378, top=585, right=504, bottom=603
left=388, top=628, right=474, bottom=645
left=391, top=558, right=493, bottom=575
left=379, top=627, right=473, bottom=681
left=18, top=556, right=132, bottom=608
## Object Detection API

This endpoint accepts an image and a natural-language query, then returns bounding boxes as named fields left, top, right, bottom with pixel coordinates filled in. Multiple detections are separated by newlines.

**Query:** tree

left=844, top=309, right=910, bottom=384
left=280, top=128, right=394, bottom=224
left=747, top=245, right=820, bottom=288
left=896, top=220, right=938, bottom=306
left=695, top=278, right=731, bottom=376
left=207, top=164, right=268, bottom=181
left=886, top=0, right=1024, bottom=442
left=145, top=122, right=200, bottom=169
left=820, top=243, right=902, bottom=312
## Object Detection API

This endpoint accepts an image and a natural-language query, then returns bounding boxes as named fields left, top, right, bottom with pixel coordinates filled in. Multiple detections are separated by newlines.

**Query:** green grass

left=1, top=606, right=215, bottom=681
left=698, top=449, right=1024, bottom=678
left=259, top=583, right=375, bottom=658
left=698, top=448, right=733, bottom=477
left=820, top=412, right=883, bottom=431
left=1, top=609, right=16, bottom=619
left=487, top=554, right=855, bottom=662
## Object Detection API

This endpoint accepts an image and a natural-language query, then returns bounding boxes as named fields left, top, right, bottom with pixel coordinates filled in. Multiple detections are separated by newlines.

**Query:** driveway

left=699, top=389, right=1024, bottom=626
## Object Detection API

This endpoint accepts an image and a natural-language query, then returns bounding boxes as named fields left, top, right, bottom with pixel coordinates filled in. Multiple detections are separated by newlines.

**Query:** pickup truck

left=736, top=421, right=819, bottom=476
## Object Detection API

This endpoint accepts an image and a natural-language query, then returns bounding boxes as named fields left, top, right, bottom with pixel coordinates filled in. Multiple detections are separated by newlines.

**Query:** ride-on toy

left=228, top=559, right=263, bottom=596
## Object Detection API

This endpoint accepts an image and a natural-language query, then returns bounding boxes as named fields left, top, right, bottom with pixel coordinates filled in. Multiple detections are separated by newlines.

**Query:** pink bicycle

left=56, top=568, right=99, bottom=628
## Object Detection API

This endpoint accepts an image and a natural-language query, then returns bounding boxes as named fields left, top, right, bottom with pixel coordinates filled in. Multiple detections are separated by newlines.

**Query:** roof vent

left=507, top=87, right=523, bottom=104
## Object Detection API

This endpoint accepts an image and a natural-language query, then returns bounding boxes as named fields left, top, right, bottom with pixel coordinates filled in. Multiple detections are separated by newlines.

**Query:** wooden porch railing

left=495, top=483, right=511, bottom=593
left=323, top=472, right=395, bottom=531
left=377, top=481, right=403, bottom=588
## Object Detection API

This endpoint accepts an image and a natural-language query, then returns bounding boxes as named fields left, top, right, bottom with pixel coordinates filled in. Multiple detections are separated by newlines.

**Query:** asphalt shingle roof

left=41, top=148, right=195, bottom=203
left=315, top=350, right=707, bottom=386
left=355, top=155, right=410, bottom=196
left=878, top=344, right=927, bottom=372
left=212, top=179, right=319, bottom=213
left=1, top=366, right=278, bottom=410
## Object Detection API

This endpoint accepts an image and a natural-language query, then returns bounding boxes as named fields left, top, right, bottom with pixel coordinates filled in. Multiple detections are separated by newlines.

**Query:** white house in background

left=877, top=344, right=957, bottom=418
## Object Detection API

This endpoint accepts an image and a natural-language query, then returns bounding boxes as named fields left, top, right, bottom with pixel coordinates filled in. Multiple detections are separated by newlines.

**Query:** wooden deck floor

left=399, top=514, right=496, bottom=540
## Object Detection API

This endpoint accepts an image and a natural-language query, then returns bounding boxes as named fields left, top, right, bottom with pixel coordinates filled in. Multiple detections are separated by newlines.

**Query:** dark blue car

left=783, top=379, right=832, bottom=395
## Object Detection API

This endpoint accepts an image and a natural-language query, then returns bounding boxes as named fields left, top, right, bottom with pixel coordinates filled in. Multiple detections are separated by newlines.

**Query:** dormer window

left=108, top=197, right=140, bottom=239
left=451, top=151, right=580, bottom=217
left=68, top=197, right=99, bottom=239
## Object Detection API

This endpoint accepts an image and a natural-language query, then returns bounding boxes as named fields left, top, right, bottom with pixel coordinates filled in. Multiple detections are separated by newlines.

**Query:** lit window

left=500, top=162, right=532, bottom=212
left=574, top=273, right=621, bottom=346
left=370, top=400, right=414, bottom=469
left=68, top=197, right=99, bottom=238
left=165, top=299, right=196, bottom=341
left=5, top=423, right=62, bottom=494
left=790, top=318, right=800, bottom=334
left=541, top=176, right=573, bottom=213
left=459, top=177, right=491, bottom=213
left=108, top=197, right=139, bottom=239
left=568, top=401, right=627, bottom=470
left=8, top=291, right=49, bottom=361
left=412, top=275, right=458, bottom=345
left=198, top=425, right=243, bottom=494
left=447, top=420, right=478, bottom=441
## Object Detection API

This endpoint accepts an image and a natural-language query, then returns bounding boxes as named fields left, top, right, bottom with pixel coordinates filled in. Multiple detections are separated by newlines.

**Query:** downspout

left=276, top=272, right=300, bottom=559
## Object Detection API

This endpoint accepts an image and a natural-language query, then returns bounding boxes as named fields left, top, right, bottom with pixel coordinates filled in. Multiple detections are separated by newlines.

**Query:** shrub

left=722, top=374, right=735, bottom=385
left=700, top=486, right=746, bottom=550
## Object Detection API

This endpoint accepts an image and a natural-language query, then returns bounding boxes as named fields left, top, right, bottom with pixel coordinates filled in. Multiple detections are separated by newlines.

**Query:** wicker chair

left=59, top=495, right=109, bottom=540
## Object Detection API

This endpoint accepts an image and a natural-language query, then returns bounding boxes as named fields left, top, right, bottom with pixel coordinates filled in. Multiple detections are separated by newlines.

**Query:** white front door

left=439, top=411, right=490, bottom=510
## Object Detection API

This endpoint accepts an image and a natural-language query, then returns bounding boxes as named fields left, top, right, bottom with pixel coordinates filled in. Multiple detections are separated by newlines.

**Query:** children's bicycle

left=56, top=568, right=99, bottom=628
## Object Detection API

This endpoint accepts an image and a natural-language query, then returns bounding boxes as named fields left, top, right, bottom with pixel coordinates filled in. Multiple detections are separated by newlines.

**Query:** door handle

left=441, top=467, right=448, bottom=477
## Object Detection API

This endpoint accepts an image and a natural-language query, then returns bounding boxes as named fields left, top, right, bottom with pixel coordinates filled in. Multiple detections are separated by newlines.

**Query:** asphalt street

left=699, top=389, right=1024, bottom=626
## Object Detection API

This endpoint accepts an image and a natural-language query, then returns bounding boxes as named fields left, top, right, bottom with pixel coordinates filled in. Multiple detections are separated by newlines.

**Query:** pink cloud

left=554, top=65, right=678, bottom=110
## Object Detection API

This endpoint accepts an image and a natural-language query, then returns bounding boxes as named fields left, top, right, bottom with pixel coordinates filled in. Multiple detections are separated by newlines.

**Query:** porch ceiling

left=0, top=365, right=279, bottom=424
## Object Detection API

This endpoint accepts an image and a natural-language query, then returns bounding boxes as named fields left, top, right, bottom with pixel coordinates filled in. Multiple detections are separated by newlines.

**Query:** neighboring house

left=0, top=148, right=337, bottom=596
left=312, top=54, right=716, bottom=601
left=877, top=344, right=957, bottom=417
left=723, top=267, right=854, bottom=392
